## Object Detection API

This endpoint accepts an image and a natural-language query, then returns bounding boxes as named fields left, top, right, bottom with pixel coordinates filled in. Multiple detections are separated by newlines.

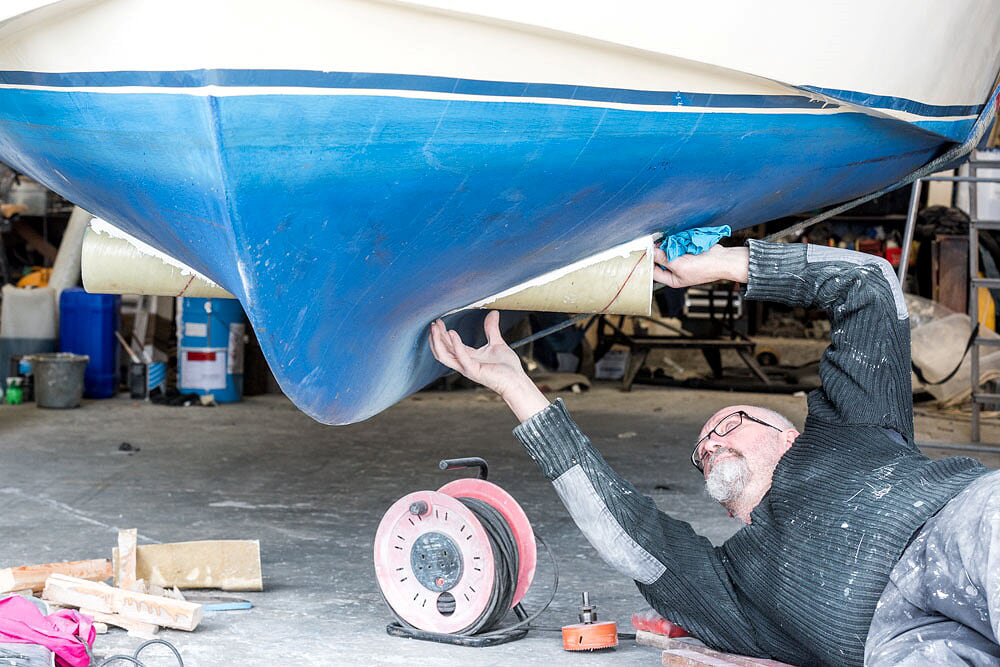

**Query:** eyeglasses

left=691, top=410, right=783, bottom=472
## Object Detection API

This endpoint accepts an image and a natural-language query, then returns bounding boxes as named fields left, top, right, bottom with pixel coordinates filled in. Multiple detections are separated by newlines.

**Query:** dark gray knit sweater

left=513, top=241, right=988, bottom=667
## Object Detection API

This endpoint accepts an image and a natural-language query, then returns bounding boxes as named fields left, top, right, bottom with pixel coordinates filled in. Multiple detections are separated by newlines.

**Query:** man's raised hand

left=653, top=244, right=750, bottom=288
left=428, top=310, right=528, bottom=397
left=428, top=310, right=550, bottom=422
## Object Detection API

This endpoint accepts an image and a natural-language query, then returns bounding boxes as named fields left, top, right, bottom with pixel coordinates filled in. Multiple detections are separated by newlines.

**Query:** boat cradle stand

left=589, top=315, right=771, bottom=392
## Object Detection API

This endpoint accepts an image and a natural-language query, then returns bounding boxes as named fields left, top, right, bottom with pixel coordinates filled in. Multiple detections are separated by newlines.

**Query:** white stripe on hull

left=0, top=82, right=977, bottom=126
left=1, top=0, right=997, bottom=115
left=0, top=82, right=845, bottom=113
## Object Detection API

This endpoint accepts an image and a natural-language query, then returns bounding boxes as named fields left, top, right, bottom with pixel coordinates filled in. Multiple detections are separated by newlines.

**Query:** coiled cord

left=385, top=495, right=559, bottom=641
left=472, top=532, right=557, bottom=640
left=455, top=497, right=519, bottom=635
left=90, top=639, right=184, bottom=667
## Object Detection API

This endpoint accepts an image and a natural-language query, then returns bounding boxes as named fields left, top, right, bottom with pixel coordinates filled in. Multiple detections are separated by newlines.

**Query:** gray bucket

left=31, top=353, right=89, bottom=409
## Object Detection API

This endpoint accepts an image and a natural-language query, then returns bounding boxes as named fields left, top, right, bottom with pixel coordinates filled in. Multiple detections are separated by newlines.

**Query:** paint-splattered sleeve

left=513, top=399, right=768, bottom=657
left=743, top=241, right=913, bottom=441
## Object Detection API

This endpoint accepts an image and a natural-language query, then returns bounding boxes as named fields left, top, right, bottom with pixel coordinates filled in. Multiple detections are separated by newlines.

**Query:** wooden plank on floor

left=636, top=631, right=795, bottom=667
left=0, top=559, right=112, bottom=593
left=42, top=574, right=202, bottom=631
left=663, top=648, right=748, bottom=667
left=114, top=539, right=262, bottom=591
left=81, top=608, right=158, bottom=640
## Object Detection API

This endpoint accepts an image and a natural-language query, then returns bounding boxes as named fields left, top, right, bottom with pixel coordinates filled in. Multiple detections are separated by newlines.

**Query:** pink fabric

left=0, top=595, right=95, bottom=667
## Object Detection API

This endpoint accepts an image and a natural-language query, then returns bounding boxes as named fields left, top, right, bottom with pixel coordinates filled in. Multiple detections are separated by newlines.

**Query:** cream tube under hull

left=464, top=236, right=653, bottom=316
left=81, top=227, right=235, bottom=299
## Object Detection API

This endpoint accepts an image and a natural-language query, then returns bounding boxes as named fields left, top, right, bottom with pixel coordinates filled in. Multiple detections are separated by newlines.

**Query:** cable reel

left=373, top=457, right=543, bottom=647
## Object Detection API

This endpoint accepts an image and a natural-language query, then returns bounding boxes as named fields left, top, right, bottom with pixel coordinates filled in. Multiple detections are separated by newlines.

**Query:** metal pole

left=917, top=441, right=999, bottom=454
left=970, top=161, right=981, bottom=442
left=912, top=175, right=1000, bottom=183
left=897, top=180, right=922, bottom=284
left=508, top=312, right=592, bottom=351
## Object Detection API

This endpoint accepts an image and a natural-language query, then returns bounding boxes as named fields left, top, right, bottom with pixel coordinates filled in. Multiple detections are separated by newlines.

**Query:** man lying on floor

left=428, top=240, right=999, bottom=667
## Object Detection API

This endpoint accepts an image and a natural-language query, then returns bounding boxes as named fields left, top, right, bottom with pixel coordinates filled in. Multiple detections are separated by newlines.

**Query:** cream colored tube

left=49, top=205, right=91, bottom=304
left=81, top=227, right=235, bottom=298
left=468, top=236, right=653, bottom=316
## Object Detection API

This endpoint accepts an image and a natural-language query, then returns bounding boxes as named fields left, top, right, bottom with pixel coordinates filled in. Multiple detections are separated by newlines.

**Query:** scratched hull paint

left=0, top=1, right=998, bottom=423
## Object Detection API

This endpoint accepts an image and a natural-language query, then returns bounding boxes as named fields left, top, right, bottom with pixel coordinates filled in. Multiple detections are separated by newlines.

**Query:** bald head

left=699, top=405, right=795, bottom=440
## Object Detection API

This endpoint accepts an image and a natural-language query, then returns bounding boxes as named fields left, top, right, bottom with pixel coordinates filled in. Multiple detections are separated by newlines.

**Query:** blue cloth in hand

left=659, top=225, right=731, bottom=262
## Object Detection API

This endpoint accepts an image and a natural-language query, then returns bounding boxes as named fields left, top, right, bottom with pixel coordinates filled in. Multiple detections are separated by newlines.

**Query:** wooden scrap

left=43, top=574, right=202, bottom=631
left=113, top=540, right=262, bottom=591
left=0, top=559, right=112, bottom=594
left=636, top=631, right=795, bottom=667
left=12, top=219, right=58, bottom=262
left=146, top=584, right=185, bottom=601
left=116, top=529, right=139, bottom=592
left=663, top=648, right=752, bottom=667
left=81, top=608, right=158, bottom=640
left=92, top=622, right=108, bottom=635
left=41, top=575, right=115, bottom=615
left=0, top=204, right=27, bottom=218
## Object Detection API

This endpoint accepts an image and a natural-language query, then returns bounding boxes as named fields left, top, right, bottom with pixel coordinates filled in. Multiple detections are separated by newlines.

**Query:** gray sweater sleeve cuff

left=743, top=240, right=810, bottom=305
left=512, top=398, right=588, bottom=480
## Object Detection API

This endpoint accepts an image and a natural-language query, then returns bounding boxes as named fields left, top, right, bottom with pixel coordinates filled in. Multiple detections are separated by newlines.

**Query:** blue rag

left=659, top=225, right=731, bottom=262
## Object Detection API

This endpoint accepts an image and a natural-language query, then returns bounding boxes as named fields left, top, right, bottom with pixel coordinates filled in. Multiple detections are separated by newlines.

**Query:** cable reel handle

left=438, top=457, right=489, bottom=480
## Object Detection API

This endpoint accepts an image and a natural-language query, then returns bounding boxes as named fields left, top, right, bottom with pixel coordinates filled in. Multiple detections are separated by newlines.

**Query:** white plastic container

left=7, top=178, right=48, bottom=216
left=0, top=285, right=57, bottom=374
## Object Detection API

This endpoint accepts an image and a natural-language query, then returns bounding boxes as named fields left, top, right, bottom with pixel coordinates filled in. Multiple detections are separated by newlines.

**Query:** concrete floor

left=1, top=385, right=998, bottom=666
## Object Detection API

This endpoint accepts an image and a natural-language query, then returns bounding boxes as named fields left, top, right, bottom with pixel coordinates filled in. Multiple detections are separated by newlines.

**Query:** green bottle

left=5, top=378, right=22, bottom=405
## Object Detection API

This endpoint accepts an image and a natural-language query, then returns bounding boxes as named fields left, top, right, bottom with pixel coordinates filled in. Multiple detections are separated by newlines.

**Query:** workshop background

left=3, top=150, right=1000, bottom=666
left=2, top=6, right=1000, bottom=666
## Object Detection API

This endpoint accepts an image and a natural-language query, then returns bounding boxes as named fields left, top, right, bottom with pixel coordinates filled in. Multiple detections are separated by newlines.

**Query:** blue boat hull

left=0, top=83, right=954, bottom=422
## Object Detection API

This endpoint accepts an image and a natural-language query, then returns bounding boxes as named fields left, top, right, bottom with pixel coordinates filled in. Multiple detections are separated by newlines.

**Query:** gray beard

left=705, top=453, right=751, bottom=505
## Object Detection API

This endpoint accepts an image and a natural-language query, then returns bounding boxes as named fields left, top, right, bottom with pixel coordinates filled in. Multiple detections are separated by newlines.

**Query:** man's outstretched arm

left=656, top=240, right=913, bottom=438
left=740, top=241, right=913, bottom=440
left=428, top=310, right=766, bottom=657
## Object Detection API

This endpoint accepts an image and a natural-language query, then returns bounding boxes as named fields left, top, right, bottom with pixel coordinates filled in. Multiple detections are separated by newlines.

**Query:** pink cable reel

left=373, top=457, right=551, bottom=647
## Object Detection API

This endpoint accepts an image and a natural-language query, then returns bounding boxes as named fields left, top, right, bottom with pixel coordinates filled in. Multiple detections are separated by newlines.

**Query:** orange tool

left=562, top=592, right=618, bottom=651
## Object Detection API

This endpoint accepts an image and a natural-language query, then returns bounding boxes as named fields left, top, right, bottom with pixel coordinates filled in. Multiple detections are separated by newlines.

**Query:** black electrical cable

left=94, top=639, right=184, bottom=667
left=474, top=532, right=558, bottom=639
left=455, top=497, right=519, bottom=634
left=912, top=322, right=980, bottom=386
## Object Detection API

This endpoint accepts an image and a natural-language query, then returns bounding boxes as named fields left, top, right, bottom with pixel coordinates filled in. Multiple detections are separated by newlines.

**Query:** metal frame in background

left=588, top=312, right=770, bottom=391
left=900, top=164, right=1000, bottom=447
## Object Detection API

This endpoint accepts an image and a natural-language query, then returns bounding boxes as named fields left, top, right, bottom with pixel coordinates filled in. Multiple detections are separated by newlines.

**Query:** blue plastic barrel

left=177, top=297, right=245, bottom=403
left=58, top=287, right=120, bottom=398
